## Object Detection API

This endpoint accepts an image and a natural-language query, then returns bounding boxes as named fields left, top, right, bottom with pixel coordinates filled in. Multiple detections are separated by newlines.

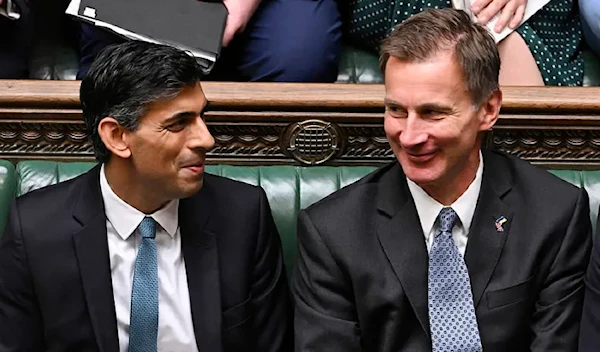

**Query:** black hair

left=80, top=41, right=205, bottom=162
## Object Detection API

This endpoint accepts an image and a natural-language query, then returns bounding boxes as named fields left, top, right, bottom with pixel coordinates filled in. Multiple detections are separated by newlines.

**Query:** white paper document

left=452, top=0, right=551, bottom=43
left=0, top=0, right=21, bottom=20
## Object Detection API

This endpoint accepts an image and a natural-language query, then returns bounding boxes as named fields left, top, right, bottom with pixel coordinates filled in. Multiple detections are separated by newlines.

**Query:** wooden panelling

left=1, top=80, right=600, bottom=168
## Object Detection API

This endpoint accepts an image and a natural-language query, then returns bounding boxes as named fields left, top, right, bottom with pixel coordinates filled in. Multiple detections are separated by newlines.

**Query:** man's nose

left=188, top=117, right=215, bottom=151
left=399, top=115, right=428, bottom=148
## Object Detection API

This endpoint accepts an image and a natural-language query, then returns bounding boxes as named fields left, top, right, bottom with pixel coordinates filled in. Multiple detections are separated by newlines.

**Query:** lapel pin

left=495, top=216, right=507, bottom=232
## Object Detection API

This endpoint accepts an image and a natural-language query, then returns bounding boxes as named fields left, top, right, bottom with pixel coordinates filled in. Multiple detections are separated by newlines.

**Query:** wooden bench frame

left=1, top=80, right=600, bottom=169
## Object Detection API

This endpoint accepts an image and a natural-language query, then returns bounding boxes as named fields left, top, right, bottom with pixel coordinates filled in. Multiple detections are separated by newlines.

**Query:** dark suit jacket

left=578, top=207, right=600, bottom=350
left=293, top=150, right=591, bottom=352
left=0, top=166, right=292, bottom=352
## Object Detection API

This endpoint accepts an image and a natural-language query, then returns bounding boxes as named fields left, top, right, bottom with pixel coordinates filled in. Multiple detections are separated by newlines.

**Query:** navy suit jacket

left=293, top=150, right=591, bottom=351
left=0, top=165, right=292, bottom=352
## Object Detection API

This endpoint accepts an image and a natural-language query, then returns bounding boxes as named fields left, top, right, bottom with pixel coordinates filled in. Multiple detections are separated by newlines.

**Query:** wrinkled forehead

left=384, top=54, right=472, bottom=108
left=140, top=83, right=208, bottom=120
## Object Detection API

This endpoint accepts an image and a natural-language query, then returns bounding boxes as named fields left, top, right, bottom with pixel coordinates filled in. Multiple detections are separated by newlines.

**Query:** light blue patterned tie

left=128, top=217, right=158, bottom=352
left=428, top=207, right=482, bottom=352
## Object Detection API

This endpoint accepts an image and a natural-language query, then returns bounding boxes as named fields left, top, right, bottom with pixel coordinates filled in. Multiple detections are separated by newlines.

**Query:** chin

left=406, top=175, right=439, bottom=188
left=402, top=166, right=443, bottom=188
left=176, top=179, right=204, bottom=199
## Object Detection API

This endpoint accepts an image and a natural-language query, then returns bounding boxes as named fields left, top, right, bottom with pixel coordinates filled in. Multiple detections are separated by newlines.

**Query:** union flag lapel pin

left=495, top=216, right=507, bottom=232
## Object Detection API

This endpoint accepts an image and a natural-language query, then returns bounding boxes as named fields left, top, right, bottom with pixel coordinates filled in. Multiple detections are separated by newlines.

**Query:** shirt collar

left=99, top=164, right=179, bottom=239
left=406, top=150, right=484, bottom=236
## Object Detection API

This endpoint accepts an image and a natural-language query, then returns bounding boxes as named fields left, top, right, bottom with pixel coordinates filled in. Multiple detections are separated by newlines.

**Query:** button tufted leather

left=1, top=161, right=599, bottom=276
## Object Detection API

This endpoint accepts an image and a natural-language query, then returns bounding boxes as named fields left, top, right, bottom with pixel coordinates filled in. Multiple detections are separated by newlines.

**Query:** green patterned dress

left=347, top=0, right=584, bottom=86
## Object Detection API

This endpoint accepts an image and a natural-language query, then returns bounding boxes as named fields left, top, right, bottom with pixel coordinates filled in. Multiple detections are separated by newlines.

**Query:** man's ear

left=478, top=89, right=502, bottom=132
left=98, top=117, right=132, bottom=159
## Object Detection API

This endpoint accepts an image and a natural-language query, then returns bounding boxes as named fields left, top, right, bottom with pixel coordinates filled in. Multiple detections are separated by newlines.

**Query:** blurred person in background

left=346, top=0, right=585, bottom=86
left=77, top=0, right=343, bottom=82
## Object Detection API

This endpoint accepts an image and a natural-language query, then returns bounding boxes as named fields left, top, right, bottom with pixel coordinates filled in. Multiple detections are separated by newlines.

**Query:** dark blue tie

left=128, top=217, right=158, bottom=352
left=428, top=207, right=482, bottom=351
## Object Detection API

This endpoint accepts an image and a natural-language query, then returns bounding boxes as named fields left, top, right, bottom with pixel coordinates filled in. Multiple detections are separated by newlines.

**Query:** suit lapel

left=71, top=166, right=119, bottom=352
left=179, top=177, right=222, bottom=352
left=376, top=164, right=431, bottom=339
left=465, top=151, right=513, bottom=308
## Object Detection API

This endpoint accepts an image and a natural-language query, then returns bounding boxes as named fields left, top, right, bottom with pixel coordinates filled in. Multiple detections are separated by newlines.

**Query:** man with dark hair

left=293, top=8, right=591, bottom=351
left=0, top=41, right=292, bottom=351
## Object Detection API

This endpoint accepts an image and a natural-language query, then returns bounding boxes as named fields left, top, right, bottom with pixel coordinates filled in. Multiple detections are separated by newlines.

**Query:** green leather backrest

left=548, top=170, right=600, bottom=234
left=0, top=160, right=15, bottom=237
left=3, top=161, right=600, bottom=275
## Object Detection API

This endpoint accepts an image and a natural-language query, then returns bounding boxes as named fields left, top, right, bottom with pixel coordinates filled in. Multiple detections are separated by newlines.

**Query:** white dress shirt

left=406, top=152, right=484, bottom=257
left=100, top=166, right=198, bottom=352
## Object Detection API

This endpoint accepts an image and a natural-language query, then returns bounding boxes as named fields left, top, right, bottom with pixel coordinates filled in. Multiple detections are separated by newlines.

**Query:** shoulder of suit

left=15, top=169, right=90, bottom=207
left=202, top=172, right=265, bottom=205
left=10, top=170, right=95, bottom=231
left=203, top=172, right=261, bottom=193
left=486, top=150, right=582, bottom=196
left=304, top=162, right=396, bottom=215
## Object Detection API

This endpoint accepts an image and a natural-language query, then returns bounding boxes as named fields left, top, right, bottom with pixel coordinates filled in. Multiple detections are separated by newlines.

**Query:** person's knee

left=580, top=0, right=600, bottom=54
left=268, top=31, right=342, bottom=82
left=238, top=0, right=343, bottom=82
left=580, top=0, right=600, bottom=33
left=0, top=1, right=33, bottom=79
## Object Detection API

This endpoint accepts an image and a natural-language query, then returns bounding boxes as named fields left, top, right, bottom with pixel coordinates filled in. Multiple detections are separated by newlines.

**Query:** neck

left=422, top=148, right=481, bottom=206
left=104, top=159, right=167, bottom=214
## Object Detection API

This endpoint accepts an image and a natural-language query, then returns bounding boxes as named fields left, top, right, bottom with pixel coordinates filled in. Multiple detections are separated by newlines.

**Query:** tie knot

left=438, top=207, right=457, bottom=234
left=138, top=217, right=156, bottom=239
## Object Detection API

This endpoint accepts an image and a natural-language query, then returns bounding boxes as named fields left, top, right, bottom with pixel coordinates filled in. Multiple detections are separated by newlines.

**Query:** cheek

left=435, top=123, right=480, bottom=159
left=384, top=116, right=403, bottom=140
left=457, top=119, right=482, bottom=144
left=144, top=145, right=181, bottom=173
left=434, top=119, right=471, bottom=143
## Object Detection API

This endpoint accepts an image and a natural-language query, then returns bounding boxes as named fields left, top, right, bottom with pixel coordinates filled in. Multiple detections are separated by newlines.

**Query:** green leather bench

left=1, top=160, right=600, bottom=275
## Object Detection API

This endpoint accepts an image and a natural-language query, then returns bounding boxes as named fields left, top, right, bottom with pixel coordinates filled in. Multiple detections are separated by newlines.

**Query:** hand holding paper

left=453, top=0, right=551, bottom=43
left=472, top=0, right=527, bottom=33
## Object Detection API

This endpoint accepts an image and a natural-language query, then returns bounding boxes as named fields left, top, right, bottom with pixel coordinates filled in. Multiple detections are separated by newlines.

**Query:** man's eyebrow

left=383, top=98, right=403, bottom=107
left=384, top=99, right=454, bottom=114
left=163, top=102, right=209, bottom=125
left=416, top=103, right=454, bottom=114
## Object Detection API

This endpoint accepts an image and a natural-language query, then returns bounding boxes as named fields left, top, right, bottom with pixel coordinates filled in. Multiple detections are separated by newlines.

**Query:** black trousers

left=0, top=0, right=33, bottom=78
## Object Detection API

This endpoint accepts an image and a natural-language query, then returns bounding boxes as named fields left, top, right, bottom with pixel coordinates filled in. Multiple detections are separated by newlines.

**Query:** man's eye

left=167, top=120, right=186, bottom=131
left=387, top=107, right=407, bottom=118
left=423, top=110, right=445, bottom=119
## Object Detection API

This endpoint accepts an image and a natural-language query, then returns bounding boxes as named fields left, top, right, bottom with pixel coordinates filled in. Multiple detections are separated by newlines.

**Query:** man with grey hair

left=293, top=8, right=591, bottom=351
